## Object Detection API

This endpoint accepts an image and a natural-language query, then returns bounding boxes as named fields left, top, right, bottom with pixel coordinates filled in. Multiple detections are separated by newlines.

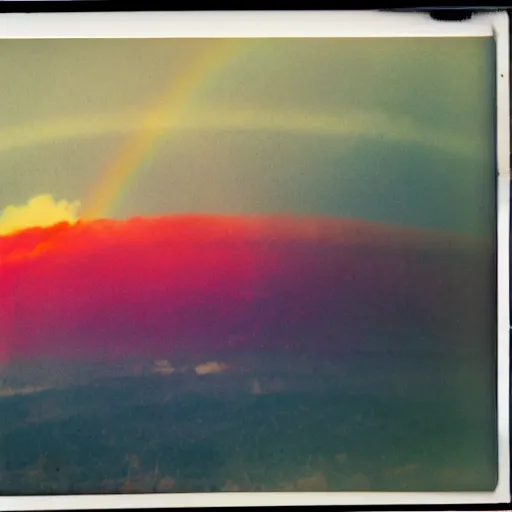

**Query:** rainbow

left=81, top=38, right=243, bottom=220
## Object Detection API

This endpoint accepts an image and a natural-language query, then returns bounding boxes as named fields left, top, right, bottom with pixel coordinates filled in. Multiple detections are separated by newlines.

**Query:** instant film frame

left=0, top=10, right=509, bottom=509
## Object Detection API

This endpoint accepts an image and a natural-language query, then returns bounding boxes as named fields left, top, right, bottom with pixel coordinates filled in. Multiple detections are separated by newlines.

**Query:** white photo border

left=0, top=10, right=509, bottom=510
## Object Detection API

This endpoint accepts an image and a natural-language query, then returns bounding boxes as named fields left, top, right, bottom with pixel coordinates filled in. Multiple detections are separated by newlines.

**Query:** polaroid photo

left=0, top=9, right=509, bottom=510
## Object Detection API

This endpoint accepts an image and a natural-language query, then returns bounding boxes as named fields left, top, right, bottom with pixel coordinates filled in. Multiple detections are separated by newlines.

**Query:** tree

left=124, top=454, right=140, bottom=480
left=156, top=476, right=176, bottom=493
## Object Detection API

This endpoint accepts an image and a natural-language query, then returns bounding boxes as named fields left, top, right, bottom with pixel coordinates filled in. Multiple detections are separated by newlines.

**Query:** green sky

left=0, top=37, right=496, bottom=236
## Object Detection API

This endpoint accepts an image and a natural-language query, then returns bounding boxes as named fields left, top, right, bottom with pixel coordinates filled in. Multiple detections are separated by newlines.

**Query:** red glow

left=0, top=215, right=491, bottom=362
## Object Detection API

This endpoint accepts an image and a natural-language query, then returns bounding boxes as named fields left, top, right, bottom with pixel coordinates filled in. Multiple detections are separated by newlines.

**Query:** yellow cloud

left=194, top=361, right=229, bottom=375
left=0, top=194, right=81, bottom=236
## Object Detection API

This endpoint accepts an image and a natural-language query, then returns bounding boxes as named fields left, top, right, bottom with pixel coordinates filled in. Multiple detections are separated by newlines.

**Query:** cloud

left=0, top=214, right=491, bottom=362
left=0, top=385, right=51, bottom=397
left=0, top=194, right=80, bottom=236
left=152, top=359, right=175, bottom=375
left=194, top=361, right=229, bottom=375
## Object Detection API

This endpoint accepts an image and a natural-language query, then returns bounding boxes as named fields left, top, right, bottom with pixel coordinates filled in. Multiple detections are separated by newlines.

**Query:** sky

left=0, top=37, right=496, bottom=237
left=0, top=36, right=497, bottom=364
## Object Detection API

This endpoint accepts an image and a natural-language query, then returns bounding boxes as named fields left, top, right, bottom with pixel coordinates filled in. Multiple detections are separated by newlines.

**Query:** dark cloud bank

left=0, top=214, right=495, bottom=363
